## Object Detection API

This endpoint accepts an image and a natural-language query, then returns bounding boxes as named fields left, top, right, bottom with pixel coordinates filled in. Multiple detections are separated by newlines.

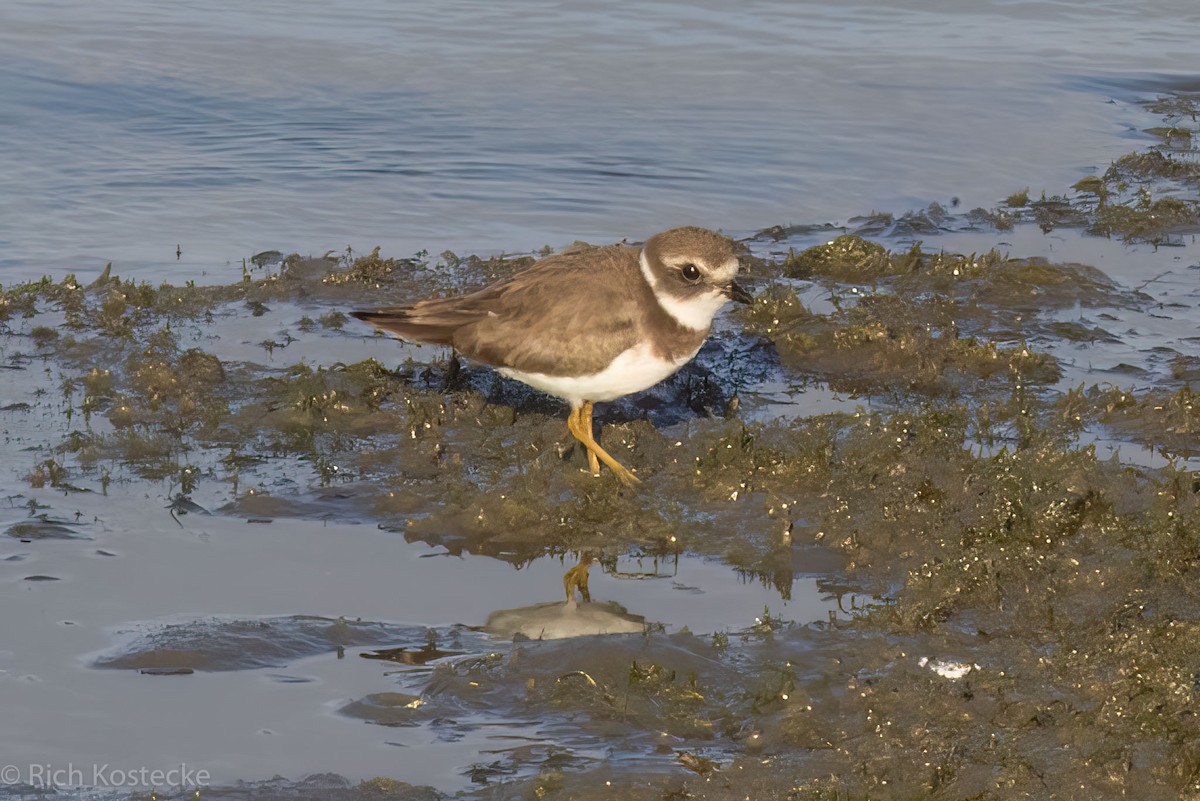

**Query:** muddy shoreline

left=2, top=92, right=1199, bottom=800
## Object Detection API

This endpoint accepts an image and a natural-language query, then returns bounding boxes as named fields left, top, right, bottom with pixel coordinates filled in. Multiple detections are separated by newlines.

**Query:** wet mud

left=1, top=90, right=1199, bottom=799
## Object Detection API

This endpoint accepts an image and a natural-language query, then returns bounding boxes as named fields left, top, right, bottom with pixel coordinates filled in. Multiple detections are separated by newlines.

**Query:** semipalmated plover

left=352, top=226, right=751, bottom=485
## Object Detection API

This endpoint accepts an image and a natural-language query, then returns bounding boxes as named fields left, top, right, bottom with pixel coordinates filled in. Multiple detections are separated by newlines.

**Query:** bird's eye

left=681, top=263, right=701, bottom=282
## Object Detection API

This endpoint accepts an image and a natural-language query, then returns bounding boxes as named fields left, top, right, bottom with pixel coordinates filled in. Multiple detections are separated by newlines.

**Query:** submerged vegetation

left=2, top=91, right=1199, bottom=799
left=987, top=94, right=1200, bottom=245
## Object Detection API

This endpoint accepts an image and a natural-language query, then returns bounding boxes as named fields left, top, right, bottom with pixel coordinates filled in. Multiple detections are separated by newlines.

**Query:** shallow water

left=2, top=222, right=1199, bottom=795
left=4, top=214, right=1195, bottom=794
left=2, top=3, right=1200, bottom=799
left=2, top=0, right=1197, bottom=280
left=0, top=483, right=837, bottom=792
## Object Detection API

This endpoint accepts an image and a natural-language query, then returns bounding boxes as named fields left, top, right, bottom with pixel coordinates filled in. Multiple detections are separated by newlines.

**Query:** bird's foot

left=567, top=403, right=641, bottom=487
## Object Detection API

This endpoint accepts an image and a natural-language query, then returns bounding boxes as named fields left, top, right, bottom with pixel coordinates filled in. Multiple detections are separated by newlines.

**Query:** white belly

left=497, top=340, right=699, bottom=406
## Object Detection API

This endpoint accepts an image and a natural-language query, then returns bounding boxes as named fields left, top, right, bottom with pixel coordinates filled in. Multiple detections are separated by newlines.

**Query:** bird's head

left=639, top=226, right=752, bottom=331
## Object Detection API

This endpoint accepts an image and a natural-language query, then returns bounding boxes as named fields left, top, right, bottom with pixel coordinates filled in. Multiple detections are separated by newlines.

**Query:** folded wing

left=352, top=245, right=644, bottom=377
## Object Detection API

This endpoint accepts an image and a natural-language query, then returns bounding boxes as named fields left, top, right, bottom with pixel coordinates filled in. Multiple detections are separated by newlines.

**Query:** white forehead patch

left=710, top=257, right=739, bottom=285
left=659, top=255, right=739, bottom=284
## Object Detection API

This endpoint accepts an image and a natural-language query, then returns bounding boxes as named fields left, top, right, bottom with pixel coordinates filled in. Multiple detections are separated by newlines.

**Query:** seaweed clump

left=742, top=284, right=1059, bottom=396
left=4, top=91, right=1200, bottom=798
left=967, top=91, right=1200, bottom=244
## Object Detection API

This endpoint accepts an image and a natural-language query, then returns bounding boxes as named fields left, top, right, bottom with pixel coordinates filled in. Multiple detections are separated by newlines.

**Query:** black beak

left=725, top=280, right=753, bottom=305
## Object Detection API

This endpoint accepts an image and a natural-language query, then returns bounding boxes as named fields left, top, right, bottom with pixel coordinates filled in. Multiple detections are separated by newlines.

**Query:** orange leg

left=581, top=401, right=600, bottom=476
left=566, top=402, right=640, bottom=486
left=563, top=554, right=593, bottom=604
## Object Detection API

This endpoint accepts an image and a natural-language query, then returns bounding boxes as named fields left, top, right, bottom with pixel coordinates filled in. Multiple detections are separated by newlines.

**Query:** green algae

left=316, top=245, right=536, bottom=299
left=11, top=292, right=1200, bottom=800
left=1090, top=384, right=1199, bottom=459
left=318, top=246, right=413, bottom=287
left=461, top=440, right=1200, bottom=800
left=1092, top=194, right=1198, bottom=241
left=946, top=91, right=1200, bottom=246
left=1005, top=188, right=1030, bottom=207
left=0, top=243, right=537, bottom=345
left=4, top=90, right=1200, bottom=801
left=26, top=457, right=71, bottom=490
left=1107, top=150, right=1200, bottom=185
left=779, top=235, right=1125, bottom=308
left=742, top=286, right=1059, bottom=396
left=781, top=235, right=892, bottom=279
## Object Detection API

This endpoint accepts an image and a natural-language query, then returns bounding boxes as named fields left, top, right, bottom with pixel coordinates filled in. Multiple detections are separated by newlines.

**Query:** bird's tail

left=351, top=301, right=481, bottom=347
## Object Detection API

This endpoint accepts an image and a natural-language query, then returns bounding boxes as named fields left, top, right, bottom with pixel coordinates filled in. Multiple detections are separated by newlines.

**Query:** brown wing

left=353, top=245, right=644, bottom=376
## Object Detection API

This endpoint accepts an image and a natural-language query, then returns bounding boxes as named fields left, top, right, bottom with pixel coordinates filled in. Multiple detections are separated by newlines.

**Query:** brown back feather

left=353, top=245, right=651, bottom=375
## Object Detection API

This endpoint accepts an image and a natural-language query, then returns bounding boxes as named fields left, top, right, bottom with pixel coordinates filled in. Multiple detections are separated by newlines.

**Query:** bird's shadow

left=395, top=332, right=781, bottom=428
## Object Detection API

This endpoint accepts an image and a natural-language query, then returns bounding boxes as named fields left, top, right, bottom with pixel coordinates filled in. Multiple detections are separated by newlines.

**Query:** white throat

left=639, top=251, right=728, bottom=332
